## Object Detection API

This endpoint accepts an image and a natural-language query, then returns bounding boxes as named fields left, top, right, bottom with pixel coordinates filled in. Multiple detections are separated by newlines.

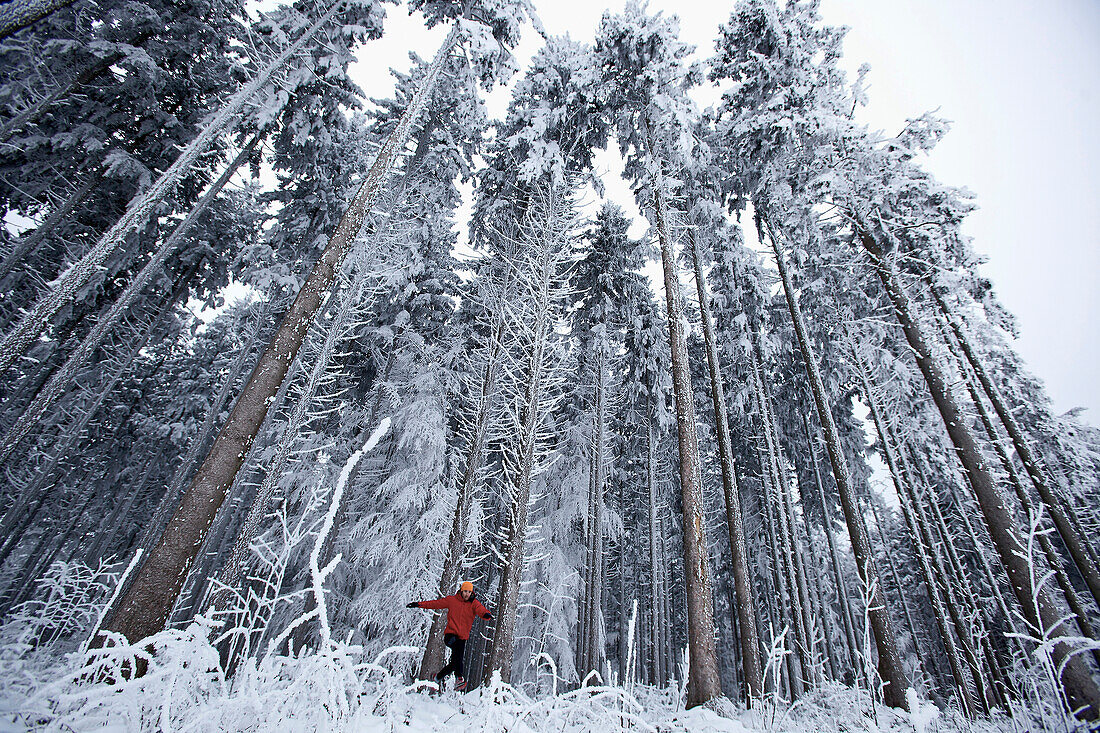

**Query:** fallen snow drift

left=0, top=626, right=1034, bottom=733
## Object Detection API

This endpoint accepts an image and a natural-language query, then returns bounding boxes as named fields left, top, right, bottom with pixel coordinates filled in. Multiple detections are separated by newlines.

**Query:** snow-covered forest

left=0, top=0, right=1098, bottom=730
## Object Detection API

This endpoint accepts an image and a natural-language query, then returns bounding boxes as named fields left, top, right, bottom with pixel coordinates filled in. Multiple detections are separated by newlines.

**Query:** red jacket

left=416, top=594, right=491, bottom=640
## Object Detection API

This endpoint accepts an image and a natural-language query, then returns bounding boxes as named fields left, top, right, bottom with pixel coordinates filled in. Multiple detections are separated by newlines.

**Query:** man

left=407, top=581, right=492, bottom=691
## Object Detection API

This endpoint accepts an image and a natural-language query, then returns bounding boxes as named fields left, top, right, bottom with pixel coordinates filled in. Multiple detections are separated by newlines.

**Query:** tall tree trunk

left=857, top=225, right=1100, bottom=719
left=138, top=302, right=270, bottom=554
left=99, top=24, right=461, bottom=646
left=0, top=0, right=80, bottom=41
left=577, top=446, right=595, bottom=675
left=853, top=351, right=982, bottom=714
left=646, top=159, right=721, bottom=708
left=764, top=215, right=910, bottom=710
left=686, top=229, right=764, bottom=701
left=749, top=350, right=806, bottom=699
left=97, top=310, right=271, bottom=630
left=0, top=0, right=346, bottom=378
left=418, top=315, right=504, bottom=680
left=778, top=458, right=817, bottom=686
left=940, top=314, right=1099, bottom=649
left=802, top=412, right=861, bottom=682
left=0, top=173, right=101, bottom=288
left=930, top=286, right=1100, bottom=609
left=211, top=280, right=361, bottom=632
left=485, top=284, right=553, bottom=684
left=0, top=135, right=260, bottom=464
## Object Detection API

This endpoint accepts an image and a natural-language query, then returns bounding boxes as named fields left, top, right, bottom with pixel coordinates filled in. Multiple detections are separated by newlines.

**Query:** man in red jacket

left=408, top=581, right=492, bottom=691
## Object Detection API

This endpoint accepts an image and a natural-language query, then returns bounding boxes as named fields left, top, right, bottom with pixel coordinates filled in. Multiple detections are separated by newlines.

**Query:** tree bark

left=857, top=225, right=1100, bottom=720
left=99, top=22, right=460, bottom=645
left=686, top=229, right=764, bottom=701
left=0, top=0, right=80, bottom=41
left=648, top=172, right=721, bottom=707
left=765, top=216, right=910, bottom=710
left=922, top=480, right=1016, bottom=706
left=930, top=286, right=1100, bottom=611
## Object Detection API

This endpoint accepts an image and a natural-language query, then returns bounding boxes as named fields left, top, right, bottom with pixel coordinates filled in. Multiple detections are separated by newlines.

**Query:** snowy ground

left=0, top=626, right=1045, bottom=733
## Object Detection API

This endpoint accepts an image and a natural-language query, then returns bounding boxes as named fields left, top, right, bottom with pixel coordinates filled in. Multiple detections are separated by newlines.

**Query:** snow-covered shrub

left=1, top=559, right=118, bottom=650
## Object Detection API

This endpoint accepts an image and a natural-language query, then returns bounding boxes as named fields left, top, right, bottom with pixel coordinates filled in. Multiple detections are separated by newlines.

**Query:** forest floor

left=0, top=630, right=1058, bottom=733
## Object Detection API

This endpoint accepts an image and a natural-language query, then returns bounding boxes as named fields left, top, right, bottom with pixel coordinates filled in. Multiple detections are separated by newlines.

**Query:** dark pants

left=437, top=633, right=466, bottom=679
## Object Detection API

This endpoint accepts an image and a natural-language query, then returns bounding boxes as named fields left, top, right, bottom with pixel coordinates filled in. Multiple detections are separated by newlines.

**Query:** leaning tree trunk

left=764, top=214, right=910, bottom=710
left=943, top=318, right=1100, bottom=656
left=0, top=0, right=80, bottom=40
left=139, top=302, right=271, bottom=554
left=857, top=224, right=1100, bottom=720
left=210, top=279, right=361, bottom=635
left=853, top=352, right=980, bottom=715
left=686, top=229, right=764, bottom=701
left=648, top=168, right=721, bottom=707
left=99, top=23, right=461, bottom=645
left=0, top=134, right=261, bottom=465
left=0, top=173, right=101, bottom=289
left=930, top=286, right=1100, bottom=611
left=418, top=314, right=504, bottom=680
left=0, top=0, right=346, bottom=378
left=802, top=412, right=861, bottom=682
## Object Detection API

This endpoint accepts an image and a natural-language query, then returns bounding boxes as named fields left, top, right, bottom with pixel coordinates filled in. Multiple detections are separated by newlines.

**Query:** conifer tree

left=595, top=4, right=722, bottom=706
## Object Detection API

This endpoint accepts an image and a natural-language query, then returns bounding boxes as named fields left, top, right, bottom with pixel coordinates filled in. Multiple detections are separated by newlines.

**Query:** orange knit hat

left=460, top=581, right=474, bottom=592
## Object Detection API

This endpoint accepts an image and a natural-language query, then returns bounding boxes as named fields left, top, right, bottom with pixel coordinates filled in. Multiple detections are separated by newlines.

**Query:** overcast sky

left=350, top=0, right=1100, bottom=420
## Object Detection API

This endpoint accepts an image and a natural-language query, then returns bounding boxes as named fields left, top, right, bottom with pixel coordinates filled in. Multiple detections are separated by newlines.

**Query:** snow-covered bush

left=1, top=559, right=118, bottom=650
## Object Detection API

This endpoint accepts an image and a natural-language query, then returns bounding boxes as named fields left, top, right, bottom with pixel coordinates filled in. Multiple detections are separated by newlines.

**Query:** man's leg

left=452, top=637, right=467, bottom=690
left=437, top=634, right=459, bottom=679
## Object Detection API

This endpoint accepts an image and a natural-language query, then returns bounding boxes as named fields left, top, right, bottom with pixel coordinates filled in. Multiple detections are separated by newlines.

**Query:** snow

left=0, top=561, right=1023, bottom=733
left=0, top=630, right=1028, bottom=733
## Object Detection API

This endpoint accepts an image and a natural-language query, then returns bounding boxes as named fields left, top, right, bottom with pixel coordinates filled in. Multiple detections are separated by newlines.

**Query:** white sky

left=349, top=0, right=1100, bottom=420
